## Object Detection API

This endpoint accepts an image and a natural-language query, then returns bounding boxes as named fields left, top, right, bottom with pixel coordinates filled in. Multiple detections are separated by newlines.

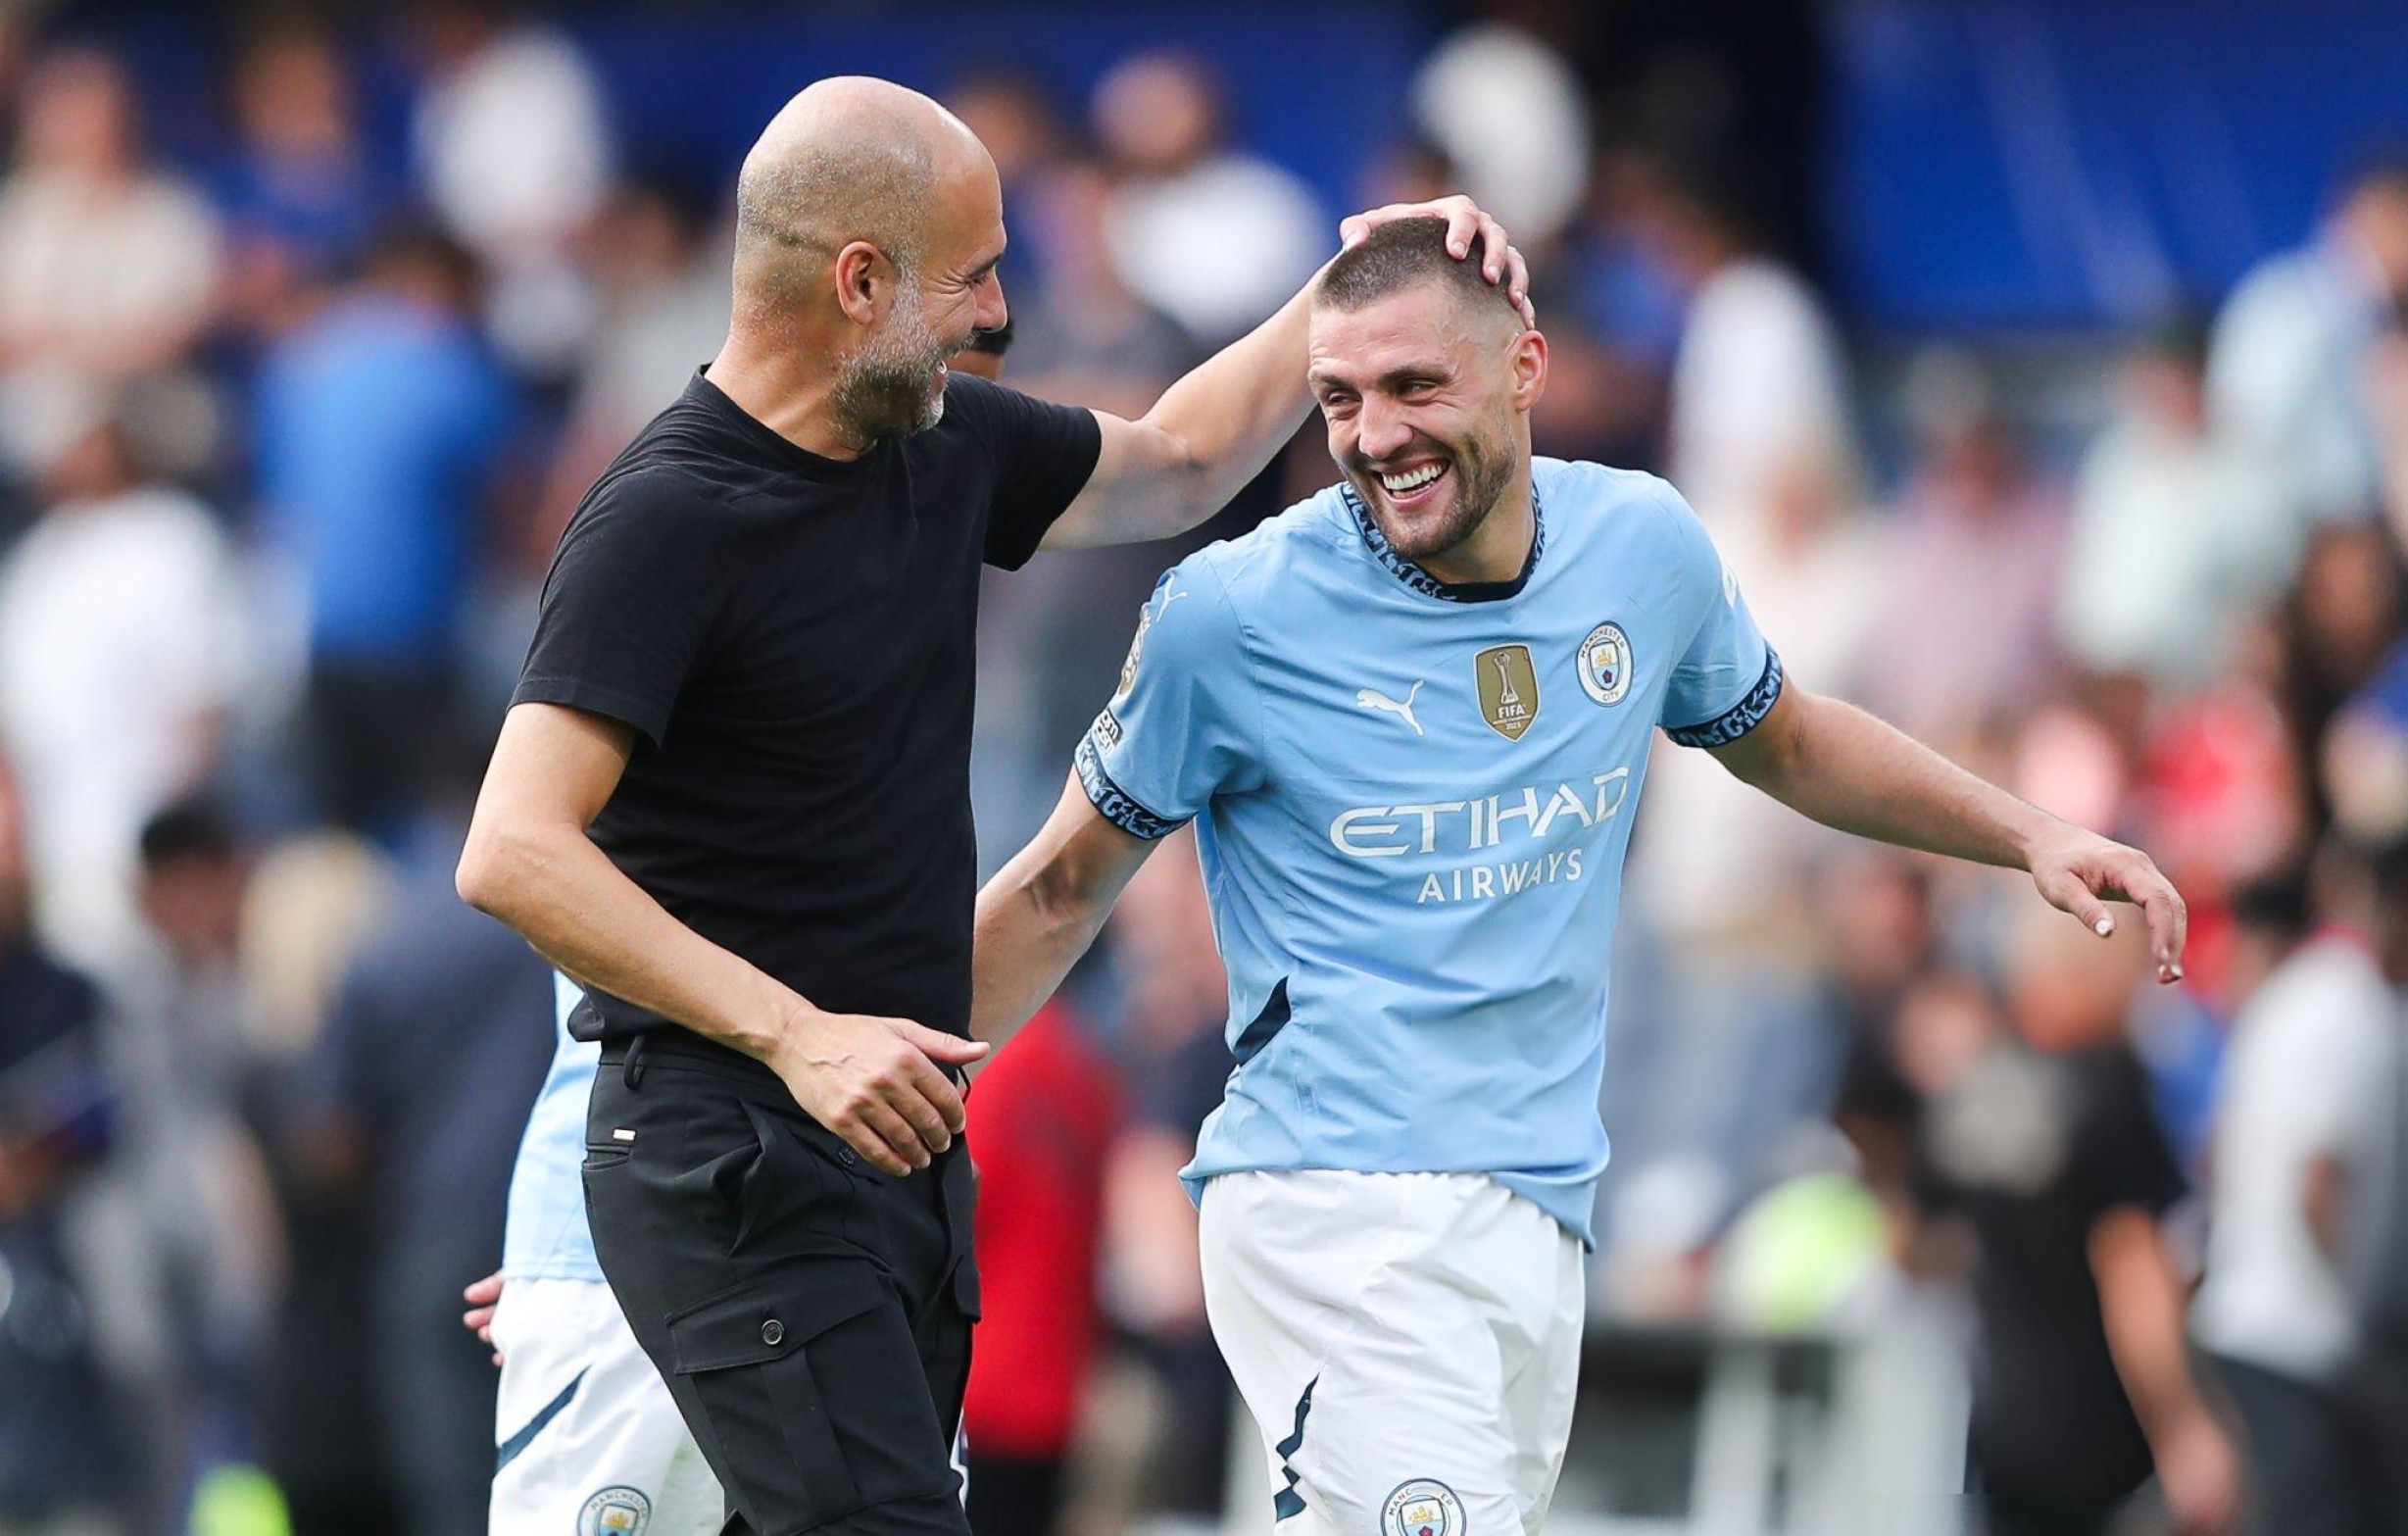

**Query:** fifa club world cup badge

left=579, top=1486, right=652, bottom=1536
left=1475, top=643, right=1541, bottom=740
left=1383, top=1478, right=1465, bottom=1536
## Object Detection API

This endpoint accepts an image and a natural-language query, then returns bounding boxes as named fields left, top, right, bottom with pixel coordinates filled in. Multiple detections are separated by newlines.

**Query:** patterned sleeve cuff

left=1665, top=649, right=1785, bottom=749
left=1074, top=727, right=1183, bottom=840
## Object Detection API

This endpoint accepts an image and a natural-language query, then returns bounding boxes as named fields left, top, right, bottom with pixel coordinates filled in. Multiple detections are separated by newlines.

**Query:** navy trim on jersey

left=1339, top=483, right=1547, bottom=604
left=1665, top=648, right=1785, bottom=749
left=1075, top=732, right=1181, bottom=840
left=1232, top=978, right=1292, bottom=1065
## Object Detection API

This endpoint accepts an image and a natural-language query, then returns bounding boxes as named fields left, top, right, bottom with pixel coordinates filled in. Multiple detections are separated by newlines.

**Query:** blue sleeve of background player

left=1073, top=559, right=1261, bottom=838
left=1656, top=486, right=1785, bottom=749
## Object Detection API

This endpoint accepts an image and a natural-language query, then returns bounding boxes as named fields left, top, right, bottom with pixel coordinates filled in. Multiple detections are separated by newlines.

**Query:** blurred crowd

left=0, top=5, right=2399, bottom=1536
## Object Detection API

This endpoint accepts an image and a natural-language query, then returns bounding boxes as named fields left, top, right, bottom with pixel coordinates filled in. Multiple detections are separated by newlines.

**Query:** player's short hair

left=1316, top=216, right=1517, bottom=330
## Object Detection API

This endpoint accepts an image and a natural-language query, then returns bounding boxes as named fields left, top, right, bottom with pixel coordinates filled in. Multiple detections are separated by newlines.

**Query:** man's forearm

left=1731, top=691, right=2053, bottom=868
left=458, top=822, right=800, bottom=1061
left=1140, top=278, right=1322, bottom=519
left=969, top=859, right=1114, bottom=1053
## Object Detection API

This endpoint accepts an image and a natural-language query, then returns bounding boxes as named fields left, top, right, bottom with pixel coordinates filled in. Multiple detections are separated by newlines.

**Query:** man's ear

left=1509, top=327, right=1548, bottom=413
left=832, top=240, right=894, bottom=327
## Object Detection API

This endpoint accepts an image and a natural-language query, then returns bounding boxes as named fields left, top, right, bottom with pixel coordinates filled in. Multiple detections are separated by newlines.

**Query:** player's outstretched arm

left=1708, top=684, right=2188, bottom=984
left=1040, top=195, right=1534, bottom=551
left=971, top=770, right=1161, bottom=1054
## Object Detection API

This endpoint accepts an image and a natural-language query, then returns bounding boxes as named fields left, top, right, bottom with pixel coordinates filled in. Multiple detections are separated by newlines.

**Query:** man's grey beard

left=1361, top=426, right=1515, bottom=565
left=832, top=277, right=959, bottom=443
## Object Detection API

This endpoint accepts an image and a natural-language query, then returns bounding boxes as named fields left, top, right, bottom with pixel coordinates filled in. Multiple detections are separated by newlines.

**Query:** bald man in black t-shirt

left=459, top=75, right=1527, bottom=1536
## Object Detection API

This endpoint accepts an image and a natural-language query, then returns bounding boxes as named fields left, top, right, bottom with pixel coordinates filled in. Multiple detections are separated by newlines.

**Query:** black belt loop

left=621, top=1033, right=650, bottom=1090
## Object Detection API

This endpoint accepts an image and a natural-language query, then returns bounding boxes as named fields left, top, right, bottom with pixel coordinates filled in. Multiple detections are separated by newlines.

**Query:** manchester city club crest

left=1576, top=621, right=1633, bottom=706
left=1383, top=1478, right=1466, bottom=1536
left=1473, top=643, right=1540, bottom=740
left=579, top=1486, right=652, bottom=1536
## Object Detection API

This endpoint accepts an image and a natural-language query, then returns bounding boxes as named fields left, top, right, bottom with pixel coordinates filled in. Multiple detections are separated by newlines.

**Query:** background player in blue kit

left=969, top=218, right=2190, bottom=1536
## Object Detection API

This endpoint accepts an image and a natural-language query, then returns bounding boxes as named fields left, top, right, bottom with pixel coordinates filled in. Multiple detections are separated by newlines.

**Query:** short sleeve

left=2075, top=1051, right=2188, bottom=1221
left=948, top=373, right=1105, bottom=570
left=513, top=469, right=723, bottom=750
left=1073, top=560, right=1257, bottom=839
left=1655, top=485, right=1785, bottom=748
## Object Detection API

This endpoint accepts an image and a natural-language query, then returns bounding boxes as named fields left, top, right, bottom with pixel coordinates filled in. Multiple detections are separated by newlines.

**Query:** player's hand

left=462, top=1269, right=505, bottom=1366
left=1339, top=194, right=1537, bottom=329
left=2154, top=1409, right=2238, bottom=1534
left=2025, top=825, right=2188, bottom=985
left=773, top=1008, right=990, bottom=1176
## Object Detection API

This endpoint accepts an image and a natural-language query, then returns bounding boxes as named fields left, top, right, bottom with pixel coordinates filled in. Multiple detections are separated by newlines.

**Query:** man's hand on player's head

left=1339, top=194, right=1537, bottom=329
left=773, top=1006, right=990, bottom=1176
left=2026, top=825, right=2189, bottom=986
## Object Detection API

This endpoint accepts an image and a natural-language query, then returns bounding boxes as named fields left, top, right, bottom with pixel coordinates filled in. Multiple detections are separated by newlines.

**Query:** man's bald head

left=721, top=76, right=1010, bottom=447
left=733, top=76, right=990, bottom=297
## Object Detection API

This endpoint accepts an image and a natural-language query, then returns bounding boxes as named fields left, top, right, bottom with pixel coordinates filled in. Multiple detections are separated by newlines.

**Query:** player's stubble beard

left=832, top=273, right=972, bottom=444
left=1348, top=415, right=1516, bottom=567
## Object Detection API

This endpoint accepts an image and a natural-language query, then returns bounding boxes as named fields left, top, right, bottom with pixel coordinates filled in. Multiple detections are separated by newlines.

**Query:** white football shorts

left=489, top=1275, right=723, bottom=1536
left=1200, top=1170, right=1586, bottom=1536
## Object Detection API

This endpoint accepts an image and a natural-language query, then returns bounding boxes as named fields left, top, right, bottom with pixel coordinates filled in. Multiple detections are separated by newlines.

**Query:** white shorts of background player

left=488, top=1275, right=723, bottom=1536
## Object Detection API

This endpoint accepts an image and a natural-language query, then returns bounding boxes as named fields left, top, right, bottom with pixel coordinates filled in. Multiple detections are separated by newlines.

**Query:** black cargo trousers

left=585, top=1036, right=979, bottom=1536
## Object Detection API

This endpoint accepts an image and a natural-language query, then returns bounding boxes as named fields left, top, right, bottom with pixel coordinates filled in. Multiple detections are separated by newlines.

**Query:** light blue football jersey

left=1074, top=459, right=1781, bottom=1245
left=499, top=971, right=605, bottom=1282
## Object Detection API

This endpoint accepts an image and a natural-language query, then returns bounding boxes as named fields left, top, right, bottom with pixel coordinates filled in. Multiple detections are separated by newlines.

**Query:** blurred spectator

left=2284, top=524, right=2405, bottom=828
left=1644, top=159, right=1852, bottom=540
left=970, top=232, right=1194, bottom=867
left=2350, top=841, right=2408, bottom=1535
left=253, top=223, right=514, bottom=834
left=408, top=1, right=612, bottom=374
left=961, top=1000, right=1122, bottom=1536
left=296, top=764, right=553, bottom=1536
left=1093, top=51, right=1325, bottom=347
left=1098, top=829, right=1237, bottom=1521
left=1848, top=915, right=2236, bottom=1536
left=0, top=47, right=222, bottom=478
left=1409, top=21, right=1589, bottom=245
left=1633, top=438, right=1887, bottom=942
left=1860, top=351, right=2067, bottom=749
left=2210, top=151, right=2408, bottom=526
left=531, top=178, right=727, bottom=567
left=0, top=402, right=250, bottom=970
left=0, top=758, right=126, bottom=1534
left=2058, top=319, right=2298, bottom=695
left=2193, top=867, right=2394, bottom=1536
left=215, top=25, right=387, bottom=339
left=946, top=72, right=1068, bottom=286
left=97, top=800, right=281, bottom=1526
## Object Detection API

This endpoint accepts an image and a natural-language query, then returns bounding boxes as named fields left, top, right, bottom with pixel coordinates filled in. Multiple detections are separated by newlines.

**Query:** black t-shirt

left=1910, top=1044, right=2188, bottom=1508
left=513, top=369, right=1101, bottom=1052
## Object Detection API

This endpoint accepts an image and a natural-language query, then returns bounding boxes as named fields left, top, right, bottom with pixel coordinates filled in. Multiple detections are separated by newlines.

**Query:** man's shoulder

left=1163, top=483, right=1356, bottom=610
left=1537, top=459, right=1700, bottom=560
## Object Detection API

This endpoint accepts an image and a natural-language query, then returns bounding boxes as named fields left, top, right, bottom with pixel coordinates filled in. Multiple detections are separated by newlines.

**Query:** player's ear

left=1508, top=326, right=1548, bottom=413
left=832, top=240, right=891, bottom=328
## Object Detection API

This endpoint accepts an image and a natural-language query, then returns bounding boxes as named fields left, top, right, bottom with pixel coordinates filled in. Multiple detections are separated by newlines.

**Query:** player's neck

left=1418, top=471, right=1535, bottom=587
left=704, top=337, right=864, bottom=462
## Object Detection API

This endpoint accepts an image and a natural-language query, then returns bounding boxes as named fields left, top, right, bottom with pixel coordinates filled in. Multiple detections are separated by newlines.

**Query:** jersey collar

left=1339, top=481, right=1546, bottom=604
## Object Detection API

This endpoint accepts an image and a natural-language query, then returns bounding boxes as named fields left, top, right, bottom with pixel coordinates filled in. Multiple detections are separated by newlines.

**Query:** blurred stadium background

left=0, top=1, right=2403, bottom=1534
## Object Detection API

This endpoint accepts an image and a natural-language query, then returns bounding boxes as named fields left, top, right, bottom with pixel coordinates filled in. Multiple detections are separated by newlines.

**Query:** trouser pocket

left=665, top=1262, right=959, bottom=1534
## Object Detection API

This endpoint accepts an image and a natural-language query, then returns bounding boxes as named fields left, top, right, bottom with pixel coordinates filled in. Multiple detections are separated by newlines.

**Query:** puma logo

left=1356, top=680, right=1425, bottom=736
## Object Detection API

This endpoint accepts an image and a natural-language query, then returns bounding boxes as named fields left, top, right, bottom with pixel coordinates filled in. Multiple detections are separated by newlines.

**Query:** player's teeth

left=1382, top=465, right=1441, bottom=492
